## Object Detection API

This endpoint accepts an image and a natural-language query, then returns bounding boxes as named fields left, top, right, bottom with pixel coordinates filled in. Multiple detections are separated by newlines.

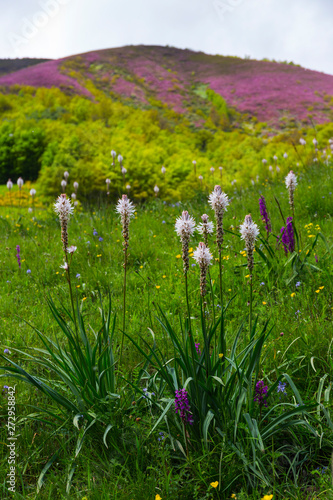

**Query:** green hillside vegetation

left=0, top=84, right=332, bottom=202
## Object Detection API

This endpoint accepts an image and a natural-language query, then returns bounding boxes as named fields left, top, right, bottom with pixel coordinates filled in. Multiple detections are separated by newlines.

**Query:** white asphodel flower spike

left=161, top=166, right=166, bottom=175
left=71, top=193, right=76, bottom=200
left=154, top=185, right=159, bottom=196
left=61, top=180, right=67, bottom=192
left=197, top=214, right=214, bottom=246
left=116, top=194, right=135, bottom=250
left=118, top=154, right=123, bottom=166
left=208, top=185, right=229, bottom=250
left=239, top=214, right=259, bottom=273
left=73, top=181, right=79, bottom=192
left=175, top=210, right=196, bottom=275
left=60, top=261, right=69, bottom=270
left=30, top=189, right=36, bottom=197
left=285, top=170, right=297, bottom=213
left=299, top=138, right=306, bottom=146
left=17, top=177, right=24, bottom=188
left=193, top=242, right=213, bottom=297
left=64, top=171, right=69, bottom=180
left=7, top=179, right=13, bottom=190
left=54, top=194, right=74, bottom=253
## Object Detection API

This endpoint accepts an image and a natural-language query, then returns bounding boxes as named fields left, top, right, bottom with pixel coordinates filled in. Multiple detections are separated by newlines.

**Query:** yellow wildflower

left=262, top=302, right=267, bottom=305
left=155, top=495, right=162, bottom=500
left=176, top=254, right=181, bottom=259
left=219, top=353, right=224, bottom=359
left=210, top=481, right=219, bottom=488
left=291, top=293, right=295, bottom=297
left=156, top=286, right=160, bottom=289
left=319, top=286, right=324, bottom=290
left=261, top=495, right=273, bottom=500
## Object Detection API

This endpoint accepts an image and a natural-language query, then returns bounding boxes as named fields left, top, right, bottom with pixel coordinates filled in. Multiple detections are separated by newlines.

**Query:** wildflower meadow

left=1, top=143, right=333, bottom=500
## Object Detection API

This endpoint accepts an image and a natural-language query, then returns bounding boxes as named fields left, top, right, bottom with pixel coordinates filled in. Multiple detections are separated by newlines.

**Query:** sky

left=1, top=0, right=333, bottom=75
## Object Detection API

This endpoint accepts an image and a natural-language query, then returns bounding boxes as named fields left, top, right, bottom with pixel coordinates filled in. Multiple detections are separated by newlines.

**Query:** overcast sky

left=1, top=0, right=333, bottom=75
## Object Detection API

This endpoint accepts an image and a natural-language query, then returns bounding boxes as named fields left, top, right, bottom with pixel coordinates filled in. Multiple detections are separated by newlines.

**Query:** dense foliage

left=1, top=84, right=333, bottom=203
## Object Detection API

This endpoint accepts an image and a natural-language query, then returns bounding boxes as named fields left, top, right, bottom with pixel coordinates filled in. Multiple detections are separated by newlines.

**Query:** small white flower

left=111, top=150, right=116, bottom=158
left=64, top=171, right=69, bottom=180
left=121, top=167, right=127, bottom=175
left=313, top=138, right=318, bottom=145
left=283, top=152, right=288, bottom=159
left=198, top=175, right=203, bottom=181
left=239, top=214, right=260, bottom=243
left=71, top=193, right=76, bottom=200
left=106, top=178, right=111, bottom=185
left=118, top=154, right=123, bottom=164
left=28, top=207, right=33, bottom=213
left=60, top=261, right=69, bottom=270
left=30, top=188, right=36, bottom=197
left=210, top=167, right=215, bottom=174
left=192, top=160, right=197, bottom=165
left=67, top=245, right=77, bottom=254
left=251, top=179, right=255, bottom=186
left=116, top=194, right=135, bottom=219
left=208, top=185, right=229, bottom=212
left=193, top=242, right=213, bottom=267
left=276, top=166, right=280, bottom=173
left=154, top=185, right=159, bottom=194
left=126, top=184, right=131, bottom=191
left=54, top=194, right=74, bottom=221
left=197, top=214, right=214, bottom=236
left=61, top=180, right=67, bottom=188
left=262, top=159, right=267, bottom=164
left=219, top=166, right=223, bottom=172
left=73, top=181, right=79, bottom=191
left=175, top=211, right=196, bottom=239
left=273, top=155, right=278, bottom=161
left=299, top=138, right=306, bottom=145
left=161, top=166, right=166, bottom=175
left=7, top=179, right=13, bottom=190
left=74, top=200, right=78, bottom=207
left=269, top=165, right=273, bottom=172
left=17, top=177, right=24, bottom=188
left=285, top=170, right=297, bottom=190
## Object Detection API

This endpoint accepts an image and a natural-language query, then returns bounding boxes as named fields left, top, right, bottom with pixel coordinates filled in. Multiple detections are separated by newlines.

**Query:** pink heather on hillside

left=0, top=59, right=91, bottom=96
left=1, top=45, right=333, bottom=125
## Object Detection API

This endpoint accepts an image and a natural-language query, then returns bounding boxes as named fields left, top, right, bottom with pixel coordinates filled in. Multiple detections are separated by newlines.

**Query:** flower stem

left=119, top=246, right=128, bottom=368
left=249, top=274, right=253, bottom=341
left=65, top=255, right=77, bottom=334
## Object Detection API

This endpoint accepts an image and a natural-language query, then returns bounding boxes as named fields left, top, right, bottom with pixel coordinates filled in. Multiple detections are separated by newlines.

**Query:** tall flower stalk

left=7, top=179, right=13, bottom=207
left=208, top=185, right=230, bottom=309
left=193, top=243, right=213, bottom=340
left=54, top=194, right=76, bottom=330
left=285, top=170, right=297, bottom=218
left=175, top=211, right=196, bottom=329
left=259, top=196, right=271, bottom=239
left=239, top=214, right=259, bottom=339
left=17, top=177, right=23, bottom=206
left=175, top=388, right=193, bottom=457
left=116, top=194, right=135, bottom=368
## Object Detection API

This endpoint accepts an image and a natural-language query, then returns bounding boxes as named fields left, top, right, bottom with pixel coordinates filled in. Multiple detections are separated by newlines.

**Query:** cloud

left=0, top=0, right=333, bottom=75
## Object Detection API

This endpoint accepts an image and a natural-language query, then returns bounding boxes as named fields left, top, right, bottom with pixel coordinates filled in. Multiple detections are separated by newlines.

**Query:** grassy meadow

left=1, top=159, right=333, bottom=499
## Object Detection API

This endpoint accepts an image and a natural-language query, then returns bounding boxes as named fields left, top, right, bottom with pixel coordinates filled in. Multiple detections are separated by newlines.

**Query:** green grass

left=1, top=160, right=333, bottom=499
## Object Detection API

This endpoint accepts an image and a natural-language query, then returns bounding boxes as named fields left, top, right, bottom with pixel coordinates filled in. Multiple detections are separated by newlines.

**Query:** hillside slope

left=0, top=46, right=333, bottom=127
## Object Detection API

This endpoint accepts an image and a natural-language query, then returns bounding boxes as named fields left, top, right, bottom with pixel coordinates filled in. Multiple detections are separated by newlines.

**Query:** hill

left=0, top=45, right=333, bottom=126
left=0, top=57, right=51, bottom=77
